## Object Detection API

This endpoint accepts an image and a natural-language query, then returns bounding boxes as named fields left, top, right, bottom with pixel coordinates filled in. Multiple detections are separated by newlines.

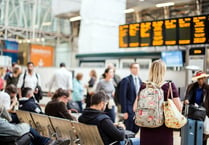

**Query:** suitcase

left=181, top=119, right=195, bottom=145
left=196, top=120, right=203, bottom=145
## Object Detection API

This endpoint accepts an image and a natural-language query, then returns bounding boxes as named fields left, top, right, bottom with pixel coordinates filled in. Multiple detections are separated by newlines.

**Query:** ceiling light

left=124, top=8, right=135, bottom=13
left=42, top=22, right=52, bottom=26
left=139, top=0, right=144, bottom=1
left=70, top=16, right=82, bottom=22
left=156, top=2, right=174, bottom=7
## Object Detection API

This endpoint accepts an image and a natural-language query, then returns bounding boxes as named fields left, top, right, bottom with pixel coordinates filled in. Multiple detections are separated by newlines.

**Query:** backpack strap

left=167, top=82, right=173, bottom=100
left=35, top=73, right=39, bottom=86
left=21, top=71, right=27, bottom=89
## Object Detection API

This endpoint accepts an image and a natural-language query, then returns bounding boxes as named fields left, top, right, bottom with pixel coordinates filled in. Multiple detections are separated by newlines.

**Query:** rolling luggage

left=181, top=119, right=203, bottom=145
left=181, top=119, right=195, bottom=145
left=196, top=120, right=203, bottom=145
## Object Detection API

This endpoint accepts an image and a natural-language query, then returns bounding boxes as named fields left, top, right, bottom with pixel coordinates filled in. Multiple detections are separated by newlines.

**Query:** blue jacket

left=19, top=97, right=43, bottom=114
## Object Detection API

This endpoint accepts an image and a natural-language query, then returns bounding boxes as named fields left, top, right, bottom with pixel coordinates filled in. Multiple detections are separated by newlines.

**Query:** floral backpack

left=135, top=82, right=164, bottom=128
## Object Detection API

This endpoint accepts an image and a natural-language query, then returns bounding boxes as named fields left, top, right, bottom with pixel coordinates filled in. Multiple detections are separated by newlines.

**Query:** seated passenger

left=19, top=87, right=43, bottom=114
left=0, top=105, right=70, bottom=145
left=0, top=84, right=18, bottom=112
left=78, top=91, right=139, bottom=145
left=45, top=88, right=75, bottom=120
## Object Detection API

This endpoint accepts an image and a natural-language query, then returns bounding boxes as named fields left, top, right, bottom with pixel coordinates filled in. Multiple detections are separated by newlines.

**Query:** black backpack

left=114, top=77, right=130, bottom=106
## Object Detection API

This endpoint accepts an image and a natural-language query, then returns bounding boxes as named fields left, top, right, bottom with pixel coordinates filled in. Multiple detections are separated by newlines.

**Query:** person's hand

left=115, top=122, right=126, bottom=129
left=34, top=87, right=39, bottom=94
left=123, top=113, right=129, bottom=120
left=184, top=99, right=189, bottom=105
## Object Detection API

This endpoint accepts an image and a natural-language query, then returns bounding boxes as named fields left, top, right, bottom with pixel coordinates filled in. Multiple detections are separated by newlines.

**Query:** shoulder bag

left=163, top=83, right=187, bottom=129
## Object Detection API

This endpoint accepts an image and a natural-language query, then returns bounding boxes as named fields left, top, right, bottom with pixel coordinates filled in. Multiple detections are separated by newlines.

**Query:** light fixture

left=42, top=22, right=52, bottom=26
left=124, top=8, right=135, bottom=14
left=70, top=16, right=82, bottom=22
left=156, top=2, right=174, bottom=7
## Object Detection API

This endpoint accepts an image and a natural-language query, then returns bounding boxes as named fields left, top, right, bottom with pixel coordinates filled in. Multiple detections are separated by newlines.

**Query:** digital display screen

left=164, top=19, right=177, bottom=45
left=152, top=20, right=164, bottom=46
left=161, top=51, right=183, bottom=67
left=119, top=25, right=129, bottom=48
left=119, top=14, right=209, bottom=48
left=192, top=16, right=207, bottom=44
left=140, top=22, right=152, bottom=47
left=129, top=23, right=140, bottom=47
left=178, top=17, right=192, bottom=45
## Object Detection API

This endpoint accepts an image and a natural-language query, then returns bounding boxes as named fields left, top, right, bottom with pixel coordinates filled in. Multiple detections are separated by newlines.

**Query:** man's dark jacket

left=78, top=108, right=125, bottom=145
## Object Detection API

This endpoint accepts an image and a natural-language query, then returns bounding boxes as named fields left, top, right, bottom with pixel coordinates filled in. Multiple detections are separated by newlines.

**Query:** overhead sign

left=119, top=14, right=209, bottom=48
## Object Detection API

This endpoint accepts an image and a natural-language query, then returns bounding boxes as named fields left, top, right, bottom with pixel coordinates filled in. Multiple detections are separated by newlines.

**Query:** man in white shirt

left=48, top=62, right=73, bottom=96
left=17, top=62, right=41, bottom=99
left=0, top=84, right=17, bottom=111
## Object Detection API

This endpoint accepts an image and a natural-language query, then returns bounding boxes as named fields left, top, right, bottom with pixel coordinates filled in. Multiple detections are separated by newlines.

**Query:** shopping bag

left=163, top=83, right=187, bottom=129
left=204, top=115, right=209, bottom=135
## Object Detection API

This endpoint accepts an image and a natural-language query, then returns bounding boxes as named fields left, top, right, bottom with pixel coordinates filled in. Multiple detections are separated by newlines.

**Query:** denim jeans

left=30, top=128, right=51, bottom=145
left=105, top=106, right=115, bottom=122
left=120, top=138, right=140, bottom=145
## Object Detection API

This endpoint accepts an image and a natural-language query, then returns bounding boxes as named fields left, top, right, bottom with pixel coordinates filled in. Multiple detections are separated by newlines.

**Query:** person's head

left=102, top=68, right=114, bottom=79
left=148, top=59, right=166, bottom=85
left=27, top=62, right=34, bottom=73
left=76, top=73, right=83, bottom=81
left=13, top=65, right=21, bottom=75
left=90, top=91, right=109, bottom=111
left=22, top=87, right=33, bottom=98
left=60, top=62, right=66, bottom=68
left=52, top=88, right=70, bottom=104
left=89, top=69, right=97, bottom=79
left=5, top=84, right=17, bottom=98
left=192, top=71, right=209, bottom=87
left=130, top=63, right=140, bottom=76
left=106, top=63, right=116, bottom=72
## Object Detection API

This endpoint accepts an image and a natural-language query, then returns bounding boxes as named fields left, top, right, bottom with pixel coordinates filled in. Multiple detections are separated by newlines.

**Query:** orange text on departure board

left=140, top=22, right=151, bottom=46
left=152, top=21, right=164, bottom=46
left=129, top=24, right=139, bottom=47
left=178, top=17, right=191, bottom=44
left=193, top=16, right=206, bottom=44
left=165, top=19, right=177, bottom=45
left=119, top=25, right=129, bottom=47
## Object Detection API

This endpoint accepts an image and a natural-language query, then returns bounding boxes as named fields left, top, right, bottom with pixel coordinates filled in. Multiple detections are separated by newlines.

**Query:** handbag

left=185, top=104, right=206, bottom=121
left=204, top=115, right=209, bottom=135
left=163, top=83, right=187, bottom=129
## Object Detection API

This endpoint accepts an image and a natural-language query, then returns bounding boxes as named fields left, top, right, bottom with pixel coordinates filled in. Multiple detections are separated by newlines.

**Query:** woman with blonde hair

left=134, top=59, right=182, bottom=145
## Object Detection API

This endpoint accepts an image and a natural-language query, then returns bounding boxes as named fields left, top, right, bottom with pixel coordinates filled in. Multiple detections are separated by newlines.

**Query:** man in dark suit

left=119, top=63, right=142, bottom=133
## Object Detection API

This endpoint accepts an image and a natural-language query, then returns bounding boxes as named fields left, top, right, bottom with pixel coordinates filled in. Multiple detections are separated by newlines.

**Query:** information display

left=178, top=17, right=192, bottom=45
left=164, top=19, right=177, bottom=45
left=192, top=16, right=207, bottom=44
left=152, top=20, right=164, bottom=46
left=140, top=22, right=152, bottom=46
left=119, top=25, right=129, bottom=48
left=129, top=23, right=140, bottom=47
left=119, top=14, right=209, bottom=48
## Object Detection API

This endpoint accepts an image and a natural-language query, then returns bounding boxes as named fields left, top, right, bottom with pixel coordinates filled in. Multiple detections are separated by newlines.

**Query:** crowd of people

left=0, top=60, right=208, bottom=145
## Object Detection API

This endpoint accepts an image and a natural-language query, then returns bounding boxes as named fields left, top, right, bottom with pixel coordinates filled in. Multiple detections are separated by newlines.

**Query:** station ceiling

left=127, top=0, right=193, bottom=10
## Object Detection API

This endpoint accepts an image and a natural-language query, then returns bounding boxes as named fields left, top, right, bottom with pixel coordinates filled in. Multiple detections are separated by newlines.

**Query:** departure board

left=152, top=20, right=164, bottom=46
left=119, top=25, right=129, bottom=48
left=119, top=14, right=209, bottom=48
left=140, top=22, right=152, bottom=46
left=129, top=23, right=140, bottom=47
left=178, top=17, right=192, bottom=45
left=192, top=16, right=207, bottom=44
left=164, top=19, right=177, bottom=45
